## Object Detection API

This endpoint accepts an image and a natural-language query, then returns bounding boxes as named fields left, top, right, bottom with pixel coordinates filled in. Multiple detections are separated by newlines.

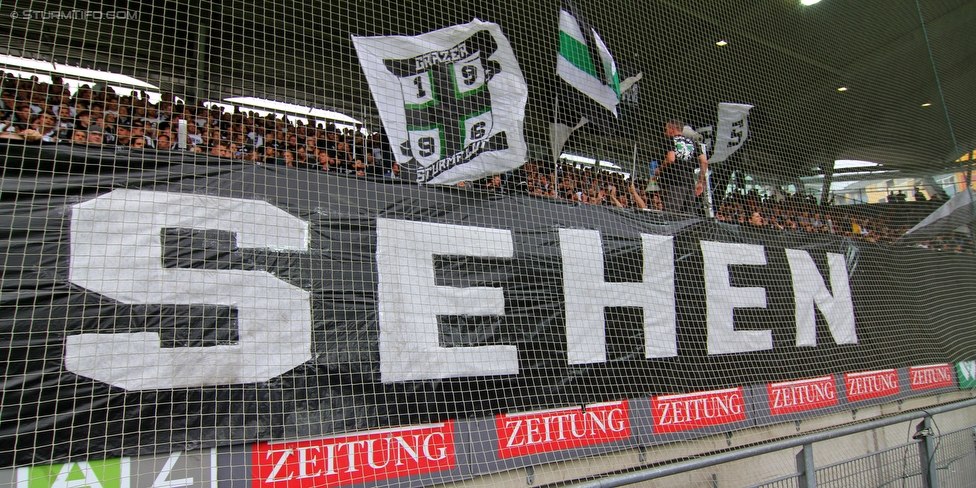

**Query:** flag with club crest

left=353, top=19, right=528, bottom=185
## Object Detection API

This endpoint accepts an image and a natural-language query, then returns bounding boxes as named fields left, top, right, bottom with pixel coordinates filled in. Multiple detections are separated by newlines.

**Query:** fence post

left=915, top=416, right=940, bottom=488
left=796, top=443, right=817, bottom=488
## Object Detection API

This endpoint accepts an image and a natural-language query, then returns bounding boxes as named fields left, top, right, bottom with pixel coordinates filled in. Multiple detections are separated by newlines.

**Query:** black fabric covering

left=1, top=144, right=974, bottom=466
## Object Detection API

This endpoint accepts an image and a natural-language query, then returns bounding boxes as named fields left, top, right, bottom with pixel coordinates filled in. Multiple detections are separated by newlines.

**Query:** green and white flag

left=557, top=6, right=639, bottom=116
left=551, top=1, right=641, bottom=163
left=957, top=361, right=976, bottom=389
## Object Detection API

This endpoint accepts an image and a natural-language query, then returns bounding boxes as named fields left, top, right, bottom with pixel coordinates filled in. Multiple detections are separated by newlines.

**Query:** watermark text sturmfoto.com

left=9, top=10, right=139, bottom=21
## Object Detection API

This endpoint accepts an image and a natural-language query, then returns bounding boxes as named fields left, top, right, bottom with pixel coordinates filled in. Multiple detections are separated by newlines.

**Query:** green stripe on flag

left=957, top=361, right=976, bottom=388
left=559, top=31, right=598, bottom=79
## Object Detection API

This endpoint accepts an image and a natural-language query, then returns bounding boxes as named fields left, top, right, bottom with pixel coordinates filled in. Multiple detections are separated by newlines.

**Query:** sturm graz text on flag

left=353, top=20, right=528, bottom=185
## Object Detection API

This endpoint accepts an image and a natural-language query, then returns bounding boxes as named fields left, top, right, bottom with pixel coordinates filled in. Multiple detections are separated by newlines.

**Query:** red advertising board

left=767, top=375, right=839, bottom=416
left=909, top=364, right=955, bottom=390
left=651, top=388, right=747, bottom=434
left=252, top=422, right=455, bottom=488
left=844, top=369, right=900, bottom=402
left=496, top=401, right=630, bottom=459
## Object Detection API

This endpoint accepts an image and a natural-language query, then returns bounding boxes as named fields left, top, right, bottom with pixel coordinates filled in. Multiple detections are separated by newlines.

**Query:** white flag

left=709, top=103, right=753, bottom=164
left=352, top=19, right=528, bottom=185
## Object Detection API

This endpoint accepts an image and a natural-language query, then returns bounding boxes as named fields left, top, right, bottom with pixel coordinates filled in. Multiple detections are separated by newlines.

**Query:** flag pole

left=595, top=139, right=602, bottom=177
left=552, top=94, right=560, bottom=196
left=702, top=143, right=715, bottom=219
left=631, top=141, right=638, bottom=179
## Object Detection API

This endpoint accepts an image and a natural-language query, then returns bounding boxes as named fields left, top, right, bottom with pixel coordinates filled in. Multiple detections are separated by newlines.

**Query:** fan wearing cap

left=86, top=125, right=104, bottom=145
left=114, top=125, right=131, bottom=146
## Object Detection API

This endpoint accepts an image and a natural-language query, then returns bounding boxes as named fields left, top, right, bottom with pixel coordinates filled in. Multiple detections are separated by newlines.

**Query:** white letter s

left=66, top=190, right=311, bottom=390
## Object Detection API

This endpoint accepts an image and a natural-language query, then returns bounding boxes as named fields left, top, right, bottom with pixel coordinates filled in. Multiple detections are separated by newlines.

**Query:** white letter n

left=786, top=249, right=857, bottom=346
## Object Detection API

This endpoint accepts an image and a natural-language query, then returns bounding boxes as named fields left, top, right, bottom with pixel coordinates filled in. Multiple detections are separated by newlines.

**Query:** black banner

left=1, top=144, right=974, bottom=467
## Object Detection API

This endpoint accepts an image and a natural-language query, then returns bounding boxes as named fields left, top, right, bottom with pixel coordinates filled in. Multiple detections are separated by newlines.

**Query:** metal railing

left=565, top=397, right=976, bottom=488
left=753, top=423, right=976, bottom=488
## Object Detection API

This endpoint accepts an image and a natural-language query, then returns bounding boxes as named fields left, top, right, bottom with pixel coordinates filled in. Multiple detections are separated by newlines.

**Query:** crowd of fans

left=913, top=234, right=976, bottom=254
left=0, top=72, right=399, bottom=178
left=509, top=160, right=974, bottom=253
left=714, top=188, right=898, bottom=241
left=717, top=190, right=974, bottom=255
left=0, top=70, right=971, bottom=253
left=517, top=159, right=659, bottom=210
